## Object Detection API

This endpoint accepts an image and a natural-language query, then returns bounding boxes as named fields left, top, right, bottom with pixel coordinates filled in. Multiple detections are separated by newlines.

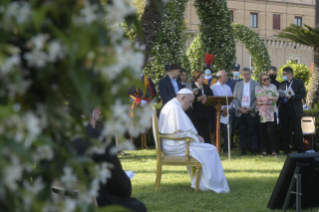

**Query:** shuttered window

left=229, top=10, right=234, bottom=22
left=295, top=16, right=302, bottom=27
left=273, top=14, right=280, bottom=30
left=250, top=13, right=258, bottom=28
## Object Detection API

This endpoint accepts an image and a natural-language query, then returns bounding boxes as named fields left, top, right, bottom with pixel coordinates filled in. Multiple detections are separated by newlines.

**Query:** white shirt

left=241, top=80, right=251, bottom=107
left=205, top=75, right=212, bottom=80
left=169, top=75, right=179, bottom=94
left=211, top=81, right=233, bottom=109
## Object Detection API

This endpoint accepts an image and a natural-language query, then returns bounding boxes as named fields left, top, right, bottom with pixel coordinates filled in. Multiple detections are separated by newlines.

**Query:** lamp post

left=316, top=0, right=319, bottom=27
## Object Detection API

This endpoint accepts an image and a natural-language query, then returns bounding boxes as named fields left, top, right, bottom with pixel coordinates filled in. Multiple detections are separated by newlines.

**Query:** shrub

left=278, top=59, right=310, bottom=86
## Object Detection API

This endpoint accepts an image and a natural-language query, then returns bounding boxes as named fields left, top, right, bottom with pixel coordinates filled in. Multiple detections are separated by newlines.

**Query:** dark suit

left=270, top=79, right=280, bottom=90
left=278, top=78, right=306, bottom=153
left=73, top=126, right=147, bottom=212
left=226, top=78, right=243, bottom=149
left=226, top=78, right=243, bottom=93
left=270, top=79, right=280, bottom=153
left=159, top=75, right=183, bottom=106
left=191, top=83, right=214, bottom=143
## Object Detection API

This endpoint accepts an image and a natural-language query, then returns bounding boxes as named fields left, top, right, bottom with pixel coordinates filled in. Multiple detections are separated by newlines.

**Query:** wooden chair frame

left=152, top=108, right=202, bottom=192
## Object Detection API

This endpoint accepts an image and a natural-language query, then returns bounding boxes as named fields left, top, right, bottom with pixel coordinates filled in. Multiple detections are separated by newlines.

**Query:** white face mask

left=205, top=69, right=211, bottom=75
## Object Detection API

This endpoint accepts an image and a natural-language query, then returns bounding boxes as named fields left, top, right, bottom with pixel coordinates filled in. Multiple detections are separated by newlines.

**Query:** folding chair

left=301, top=117, right=316, bottom=151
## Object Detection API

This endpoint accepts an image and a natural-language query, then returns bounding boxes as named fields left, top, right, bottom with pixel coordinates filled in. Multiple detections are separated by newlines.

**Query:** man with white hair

left=159, top=88, right=229, bottom=193
left=211, top=70, right=233, bottom=154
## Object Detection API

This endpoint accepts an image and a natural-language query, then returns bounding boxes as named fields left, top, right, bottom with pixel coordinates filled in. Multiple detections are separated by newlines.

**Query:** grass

left=119, top=149, right=319, bottom=212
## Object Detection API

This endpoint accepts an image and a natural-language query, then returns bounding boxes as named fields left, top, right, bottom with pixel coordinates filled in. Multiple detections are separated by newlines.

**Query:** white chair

left=301, top=117, right=316, bottom=151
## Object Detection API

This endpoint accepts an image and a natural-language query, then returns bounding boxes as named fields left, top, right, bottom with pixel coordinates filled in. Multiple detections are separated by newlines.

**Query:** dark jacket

left=159, top=75, right=183, bottom=106
left=278, top=78, right=306, bottom=117
left=270, top=79, right=280, bottom=90
left=73, top=126, right=147, bottom=211
left=191, top=82, right=214, bottom=119
left=226, top=78, right=242, bottom=93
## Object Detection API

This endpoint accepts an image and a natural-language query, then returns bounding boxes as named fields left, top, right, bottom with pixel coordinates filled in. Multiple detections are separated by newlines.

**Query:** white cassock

left=159, top=98, right=230, bottom=193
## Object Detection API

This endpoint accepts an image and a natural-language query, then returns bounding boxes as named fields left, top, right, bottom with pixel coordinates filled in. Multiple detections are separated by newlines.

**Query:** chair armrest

left=159, top=134, right=194, bottom=161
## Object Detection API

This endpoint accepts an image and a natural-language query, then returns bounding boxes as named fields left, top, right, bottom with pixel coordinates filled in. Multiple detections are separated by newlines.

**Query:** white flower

left=47, top=40, right=66, bottom=62
left=95, top=162, right=112, bottom=184
left=80, top=1, right=100, bottom=24
left=88, top=178, right=100, bottom=197
left=110, top=26, right=125, bottom=43
left=63, top=198, right=77, bottom=212
left=31, top=34, right=48, bottom=50
left=4, top=156, right=23, bottom=191
left=0, top=54, right=21, bottom=75
left=23, top=49, right=48, bottom=68
left=109, top=140, right=135, bottom=155
left=34, top=145, right=54, bottom=161
left=60, top=167, right=78, bottom=190
left=106, top=1, right=136, bottom=24
left=23, top=177, right=44, bottom=194
left=5, top=2, right=31, bottom=25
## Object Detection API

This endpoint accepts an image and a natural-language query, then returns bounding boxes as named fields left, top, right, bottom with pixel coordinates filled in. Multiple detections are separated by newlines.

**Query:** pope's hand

left=197, top=135, right=204, bottom=143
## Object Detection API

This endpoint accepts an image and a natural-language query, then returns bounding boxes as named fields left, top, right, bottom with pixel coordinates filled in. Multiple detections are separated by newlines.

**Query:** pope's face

left=181, top=95, right=194, bottom=111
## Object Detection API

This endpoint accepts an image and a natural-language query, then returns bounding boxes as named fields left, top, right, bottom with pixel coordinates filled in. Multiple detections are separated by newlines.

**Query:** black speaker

left=267, top=153, right=319, bottom=210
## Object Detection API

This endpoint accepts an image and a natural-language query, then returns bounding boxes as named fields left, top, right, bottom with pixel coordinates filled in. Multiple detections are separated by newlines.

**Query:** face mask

left=283, top=76, right=288, bottom=81
left=205, top=69, right=211, bottom=75
left=233, top=71, right=239, bottom=77
left=269, top=74, right=277, bottom=81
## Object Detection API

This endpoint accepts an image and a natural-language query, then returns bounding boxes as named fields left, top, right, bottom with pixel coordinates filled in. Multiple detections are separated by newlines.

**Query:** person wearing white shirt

left=232, top=68, right=259, bottom=156
left=211, top=70, right=233, bottom=154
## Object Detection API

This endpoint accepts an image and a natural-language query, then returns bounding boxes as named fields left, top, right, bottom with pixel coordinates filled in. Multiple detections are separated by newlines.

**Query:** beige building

left=185, top=0, right=316, bottom=70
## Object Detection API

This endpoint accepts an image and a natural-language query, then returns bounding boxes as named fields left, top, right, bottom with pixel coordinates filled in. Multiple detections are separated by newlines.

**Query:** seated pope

left=158, top=88, right=230, bottom=193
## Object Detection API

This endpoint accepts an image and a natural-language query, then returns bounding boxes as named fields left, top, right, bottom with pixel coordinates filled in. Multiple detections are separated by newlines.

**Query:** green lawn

left=119, top=149, right=319, bottom=212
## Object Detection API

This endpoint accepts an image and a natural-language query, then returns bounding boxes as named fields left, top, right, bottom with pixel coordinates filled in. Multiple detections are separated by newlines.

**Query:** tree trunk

left=136, top=1, right=164, bottom=68
left=306, top=47, right=319, bottom=108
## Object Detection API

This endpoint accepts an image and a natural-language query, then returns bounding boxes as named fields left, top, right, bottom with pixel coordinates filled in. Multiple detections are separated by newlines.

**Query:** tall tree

left=278, top=24, right=319, bottom=108
left=194, top=0, right=236, bottom=72
left=135, top=0, right=165, bottom=68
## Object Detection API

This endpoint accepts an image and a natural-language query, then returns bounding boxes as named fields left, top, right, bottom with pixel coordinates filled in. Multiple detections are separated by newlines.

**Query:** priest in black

left=73, top=125, right=147, bottom=211
left=278, top=67, right=306, bottom=154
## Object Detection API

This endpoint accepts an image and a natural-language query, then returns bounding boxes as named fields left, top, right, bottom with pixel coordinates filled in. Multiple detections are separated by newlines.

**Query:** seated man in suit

left=159, top=64, right=183, bottom=106
left=232, top=68, right=259, bottom=156
left=278, top=67, right=306, bottom=154
left=73, top=112, right=147, bottom=212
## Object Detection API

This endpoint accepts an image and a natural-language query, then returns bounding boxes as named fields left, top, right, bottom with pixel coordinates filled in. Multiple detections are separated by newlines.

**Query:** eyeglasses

left=262, top=78, right=270, bottom=82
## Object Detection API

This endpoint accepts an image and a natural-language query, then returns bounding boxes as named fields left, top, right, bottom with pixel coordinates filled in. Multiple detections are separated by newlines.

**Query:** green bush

left=278, top=58, right=310, bottom=85
left=187, top=33, right=205, bottom=73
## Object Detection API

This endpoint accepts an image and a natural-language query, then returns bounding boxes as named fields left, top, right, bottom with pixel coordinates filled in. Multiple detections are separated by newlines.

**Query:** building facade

left=185, top=0, right=316, bottom=70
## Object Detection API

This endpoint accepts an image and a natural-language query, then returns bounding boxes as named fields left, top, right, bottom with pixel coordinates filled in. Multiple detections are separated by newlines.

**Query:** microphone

left=212, top=75, right=220, bottom=79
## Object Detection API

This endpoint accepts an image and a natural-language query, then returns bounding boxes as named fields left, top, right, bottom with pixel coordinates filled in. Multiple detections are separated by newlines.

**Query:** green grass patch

left=119, top=149, right=319, bottom=212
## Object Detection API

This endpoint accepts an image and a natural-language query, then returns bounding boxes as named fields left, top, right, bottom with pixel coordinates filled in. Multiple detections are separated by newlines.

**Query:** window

left=273, top=14, right=281, bottom=30
left=295, top=16, right=302, bottom=27
left=250, top=13, right=258, bottom=28
left=288, top=56, right=300, bottom=63
left=229, top=10, right=234, bottom=22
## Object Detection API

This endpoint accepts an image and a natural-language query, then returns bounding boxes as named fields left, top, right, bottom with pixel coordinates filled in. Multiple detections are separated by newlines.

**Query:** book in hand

left=125, top=171, right=135, bottom=179
left=278, top=87, right=295, bottom=97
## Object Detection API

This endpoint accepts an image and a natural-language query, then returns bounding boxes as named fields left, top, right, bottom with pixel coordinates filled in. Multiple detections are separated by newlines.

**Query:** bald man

left=211, top=70, right=233, bottom=154
left=158, top=88, right=229, bottom=193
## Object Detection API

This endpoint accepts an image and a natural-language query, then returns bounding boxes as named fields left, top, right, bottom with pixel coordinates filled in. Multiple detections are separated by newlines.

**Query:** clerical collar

left=204, top=75, right=212, bottom=80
